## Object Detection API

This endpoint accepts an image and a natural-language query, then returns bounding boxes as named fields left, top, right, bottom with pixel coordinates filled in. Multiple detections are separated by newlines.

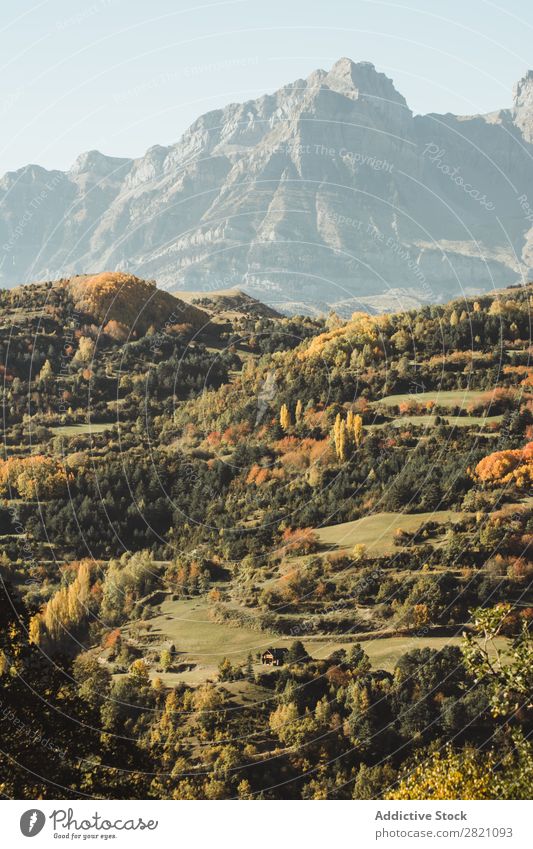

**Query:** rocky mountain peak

left=70, top=149, right=131, bottom=179
left=513, top=69, right=533, bottom=101
left=513, top=70, right=533, bottom=143
left=322, top=57, right=410, bottom=113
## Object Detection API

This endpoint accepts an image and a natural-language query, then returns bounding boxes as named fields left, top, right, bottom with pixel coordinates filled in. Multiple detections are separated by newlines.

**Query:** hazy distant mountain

left=2, top=58, right=533, bottom=314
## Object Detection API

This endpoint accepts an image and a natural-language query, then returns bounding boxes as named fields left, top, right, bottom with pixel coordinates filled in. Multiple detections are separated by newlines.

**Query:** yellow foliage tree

left=29, top=615, right=44, bottom=646
left=0, top=455, right=72, bottom=500
left=333, top=413, right=349, bottom=461
left=388, top=735, right=533, bottom=801
left=129, top=658, right=151, bottom=686
left=280, top=403, right=291, bottom=432
left=74, top=336, right=95, bottom=363
left=0, top=650, right=9, bottom=676
left=346, top=410, right=354, bottom=434
left=352, top=543, right=367, bottom=562
left=353, top=413, right=363, bottom=446
left=39, top=359, right=54, bottom=382
left=32, top=560, right=91, bottom=648
left=387, top=746, right=493, bottom=800
left=269, top=701, right=300, bottom=746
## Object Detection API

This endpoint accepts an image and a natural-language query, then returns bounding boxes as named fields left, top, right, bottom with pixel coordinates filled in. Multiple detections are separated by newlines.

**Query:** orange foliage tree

left=281, top=527, right=320, bottom=555
left=474, top=442, right=533, bottom=489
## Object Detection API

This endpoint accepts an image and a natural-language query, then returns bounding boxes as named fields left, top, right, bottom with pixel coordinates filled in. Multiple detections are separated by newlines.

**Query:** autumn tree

left=30, top=560, right=92, bottom=651
left=346, top=409, right=354, bottom=435
left=129, top=658, right=151, bottom=687
left=474, top=442, right=533, bottom=489
left=269, top=701, right=299, bottom=745
left=352, top=413, right=363, bottom=446
left=280, top=403, right=291, bottom=432
left=281, top=527, right=319, bottom=555
left=38, top=359, right=54, bottom=383
left=388, top=736, right=533, bottom=800
left=74, top=336, right=95, bottom=363
left=333, top=413, right=349, bottom=461
left=352, top=543, right=367, bottom=562
left=0, top=455, right=71, bottom=500
left=160, top=648, right=172, bottom=673
left=218, top=657, right=234, bottom=682
left=382, top=605, right=533, bottom=799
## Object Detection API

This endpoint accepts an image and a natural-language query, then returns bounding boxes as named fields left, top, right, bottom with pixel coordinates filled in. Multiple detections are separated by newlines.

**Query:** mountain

left=2, top=58, right=533, bottom=314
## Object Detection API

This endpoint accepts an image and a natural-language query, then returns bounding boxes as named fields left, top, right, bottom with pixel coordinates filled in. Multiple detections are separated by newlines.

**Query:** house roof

left=263, top=647, right=288, bottom=658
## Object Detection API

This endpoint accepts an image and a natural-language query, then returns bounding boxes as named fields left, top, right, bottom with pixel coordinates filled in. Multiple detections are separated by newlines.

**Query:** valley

left=0, top=270, right=532, bottom=800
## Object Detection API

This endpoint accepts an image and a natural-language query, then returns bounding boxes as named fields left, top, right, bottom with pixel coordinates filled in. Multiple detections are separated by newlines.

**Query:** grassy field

left=314, top=509, right=463, bottom=554
left=368, top=414, right=502, bottom=430
left=50, top=422, right=113, bottom=436
left=155, top=637, right=481, bottom=685
left=372, top=390, right=490, bottom=409
left=136, top=596, right=275, bottom=660
left=129, top=596, right=502, bottom=686
left=131, top=597, right=276, bottom=685
left=308, top=635, right=507, bottom=670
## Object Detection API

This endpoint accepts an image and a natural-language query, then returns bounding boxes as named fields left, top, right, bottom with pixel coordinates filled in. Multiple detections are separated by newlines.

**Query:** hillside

left=65, top=271, right=209, bottom=335
left=2, top=59, right=533, bottom=313
left=0, top=277, right=532, bottom=800
left=177, top=287, right=282, bottom=320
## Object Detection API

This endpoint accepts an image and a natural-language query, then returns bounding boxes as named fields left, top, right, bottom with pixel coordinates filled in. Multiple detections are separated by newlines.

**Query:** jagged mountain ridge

left=2, top=57, right=533, bottom=314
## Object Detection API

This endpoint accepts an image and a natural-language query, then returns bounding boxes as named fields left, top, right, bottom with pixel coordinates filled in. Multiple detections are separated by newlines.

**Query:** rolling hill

left=64, top=271, right=208, bottom=335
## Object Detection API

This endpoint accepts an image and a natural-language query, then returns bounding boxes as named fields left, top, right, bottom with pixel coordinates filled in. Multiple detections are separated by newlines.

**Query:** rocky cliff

left=2, top=58, right=533, bottom=314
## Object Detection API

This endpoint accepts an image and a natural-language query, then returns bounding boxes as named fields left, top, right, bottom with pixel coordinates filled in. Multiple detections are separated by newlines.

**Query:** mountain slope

left=2, top=58, right=533, bottom=313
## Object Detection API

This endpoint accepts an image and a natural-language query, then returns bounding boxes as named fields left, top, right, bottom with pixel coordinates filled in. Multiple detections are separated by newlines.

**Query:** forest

left=0, top=271, right=532, bottom=799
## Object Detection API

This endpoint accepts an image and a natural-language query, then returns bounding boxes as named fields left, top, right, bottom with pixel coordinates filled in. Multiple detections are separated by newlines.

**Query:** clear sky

left=1, top=0, right=532, bottom=175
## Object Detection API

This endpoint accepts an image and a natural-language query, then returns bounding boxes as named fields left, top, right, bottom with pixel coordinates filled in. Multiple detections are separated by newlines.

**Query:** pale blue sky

left=1, top=0, right=532, bottom=174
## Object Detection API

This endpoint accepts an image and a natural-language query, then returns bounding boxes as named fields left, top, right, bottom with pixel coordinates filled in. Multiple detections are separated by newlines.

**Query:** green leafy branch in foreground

left=388, top=605, right=533, bottom=799
left=462, top=603, right=533, bottom=719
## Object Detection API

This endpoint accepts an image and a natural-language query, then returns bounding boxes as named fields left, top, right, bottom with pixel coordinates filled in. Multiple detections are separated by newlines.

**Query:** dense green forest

left=0, top=272, right=532, bottom=799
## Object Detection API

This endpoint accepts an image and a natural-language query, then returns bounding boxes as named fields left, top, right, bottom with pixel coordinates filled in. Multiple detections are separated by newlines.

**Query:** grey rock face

left=512, top=71, right=533, bottom=143
left=1, top=58, right=533, bottom=314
